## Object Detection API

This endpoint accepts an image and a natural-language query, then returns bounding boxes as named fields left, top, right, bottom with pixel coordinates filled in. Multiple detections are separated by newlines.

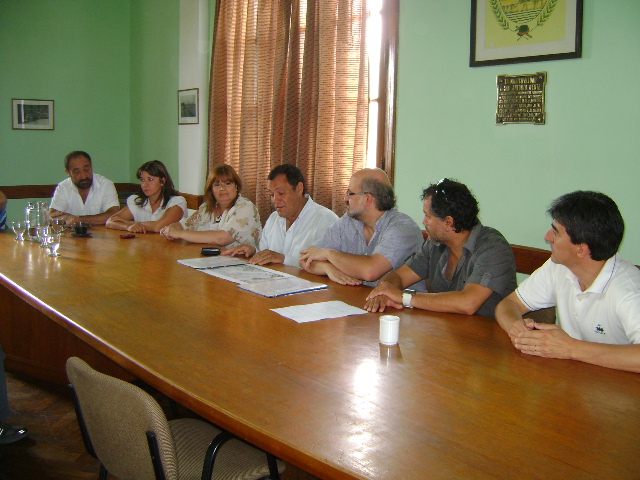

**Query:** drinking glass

left=39, top=226, right=52, bottom=248
left=51, top=218, right=66, bottom=235
left=12, top=221, right=26, bottom=241
left=47, top=234, right=61, bottom=257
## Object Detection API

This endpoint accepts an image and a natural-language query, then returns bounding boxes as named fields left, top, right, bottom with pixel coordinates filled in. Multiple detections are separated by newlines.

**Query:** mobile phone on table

left=120, top=234, right=136, bottom=239
left=201, top=247, right=221, bottom=256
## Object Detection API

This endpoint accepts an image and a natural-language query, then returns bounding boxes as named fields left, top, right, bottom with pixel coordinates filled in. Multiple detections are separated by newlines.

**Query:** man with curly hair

left=365, top=178, right=516, bottom=318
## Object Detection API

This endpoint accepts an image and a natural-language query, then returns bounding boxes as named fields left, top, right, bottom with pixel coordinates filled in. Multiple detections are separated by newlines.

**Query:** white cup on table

left=379, top=315, right=400, bottom=346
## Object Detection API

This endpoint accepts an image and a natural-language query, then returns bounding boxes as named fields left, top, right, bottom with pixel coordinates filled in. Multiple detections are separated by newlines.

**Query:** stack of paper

left=178, top=257, right=327, bottom=297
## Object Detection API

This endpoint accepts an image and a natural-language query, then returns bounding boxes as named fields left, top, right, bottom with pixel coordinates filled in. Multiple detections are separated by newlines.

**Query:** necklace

left=214, top=204, right=224, bottom=223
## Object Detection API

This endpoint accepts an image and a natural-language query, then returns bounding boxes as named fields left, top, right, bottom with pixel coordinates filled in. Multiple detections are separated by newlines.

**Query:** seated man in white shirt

left=496, top=191, right=640, bottom=373
left=50, top=151, right=120, bottom=226
left=299, top=168, right=423, bottom=286
left=224, top=164, right=338, bottom=267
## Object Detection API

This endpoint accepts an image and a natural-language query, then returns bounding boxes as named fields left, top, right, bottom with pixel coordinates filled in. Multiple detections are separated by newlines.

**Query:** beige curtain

left=208, top=0, right=369, bottom=222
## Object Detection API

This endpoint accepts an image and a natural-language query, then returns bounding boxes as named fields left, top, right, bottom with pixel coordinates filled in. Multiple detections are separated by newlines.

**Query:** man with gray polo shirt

left=300, top=168, right=423, bottom=286
left=365, top=178, right=516, bottom=318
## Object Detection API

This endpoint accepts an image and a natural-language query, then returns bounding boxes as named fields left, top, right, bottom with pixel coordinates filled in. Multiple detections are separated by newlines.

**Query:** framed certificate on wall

left=470, top=0, right=583, bottom=67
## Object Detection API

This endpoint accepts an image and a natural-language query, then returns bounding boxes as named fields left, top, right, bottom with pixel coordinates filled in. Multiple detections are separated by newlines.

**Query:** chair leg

left=68, top=384, right=98, bottom=458
left=201, top=431, right=233, bottom=480
left=266, top=453, right=281, bottom=480
left=147, top=431, right=167, bottom=480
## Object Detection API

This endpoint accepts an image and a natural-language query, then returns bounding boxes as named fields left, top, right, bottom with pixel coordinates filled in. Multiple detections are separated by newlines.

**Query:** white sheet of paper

left=271, top=300, right=367, bottom=323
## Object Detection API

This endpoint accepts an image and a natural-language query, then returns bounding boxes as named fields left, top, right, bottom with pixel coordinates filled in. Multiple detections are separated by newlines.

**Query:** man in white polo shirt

left=224, top=164, right=338, bottom=267
left=496, top=191, right=640, bottom=373
left=50, top=151, right=120, bottom=225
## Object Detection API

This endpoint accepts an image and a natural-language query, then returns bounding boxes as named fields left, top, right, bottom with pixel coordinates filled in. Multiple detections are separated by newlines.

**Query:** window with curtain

left=208, top=0, right=396, bottom=221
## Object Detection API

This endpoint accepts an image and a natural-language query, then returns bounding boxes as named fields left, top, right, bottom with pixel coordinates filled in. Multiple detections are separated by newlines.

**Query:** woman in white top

left=160, top=164, right=261, bottom=248
left=106, top=160, right=187, bottom=234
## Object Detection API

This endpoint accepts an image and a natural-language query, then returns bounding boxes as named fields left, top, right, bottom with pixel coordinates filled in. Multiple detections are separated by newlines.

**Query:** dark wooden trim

left=0, top=183, right=140, bottom=199
left=0, top=184, right=57, bottom=199
left=377, top=0, right=399, bottom=184
left=510, top=244, right=550, bottom=275
left=180, top=192, right=204, bottom=210
left=0, top=183, right=203, bottom=210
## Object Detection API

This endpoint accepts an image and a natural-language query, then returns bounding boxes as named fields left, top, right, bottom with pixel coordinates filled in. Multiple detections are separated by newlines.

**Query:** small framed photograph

left=178, top=88, right=199, bottom=125
left=12, top=99, right=55, bottom=130
left=470, top=0, right=583, bottom=67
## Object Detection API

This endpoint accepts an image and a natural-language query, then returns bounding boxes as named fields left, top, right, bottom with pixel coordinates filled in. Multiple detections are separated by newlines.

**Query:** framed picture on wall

left=470, top=0, right=583, bottom=67
left=178, top=88, right=199, bottom=124
left=12, top=99, right=55, bottom=130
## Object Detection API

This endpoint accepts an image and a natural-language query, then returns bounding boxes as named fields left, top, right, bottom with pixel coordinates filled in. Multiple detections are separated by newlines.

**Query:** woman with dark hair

left=160, top=164, right=261, bottom=247
left=106, top=160, right=187, bottom=233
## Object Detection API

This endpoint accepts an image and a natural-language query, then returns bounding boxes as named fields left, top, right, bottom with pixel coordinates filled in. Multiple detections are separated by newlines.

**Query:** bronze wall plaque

left=496, top=72, right=546, bottom=125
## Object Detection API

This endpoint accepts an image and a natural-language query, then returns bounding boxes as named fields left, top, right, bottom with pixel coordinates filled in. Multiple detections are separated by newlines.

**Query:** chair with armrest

left=66, top=357, right=284, bottom=480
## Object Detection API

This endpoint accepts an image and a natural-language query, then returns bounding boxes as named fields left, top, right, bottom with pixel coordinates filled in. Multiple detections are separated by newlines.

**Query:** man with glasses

left=365, top=178, right=516, bottom=318
left=299, top=168, right=423, bottom=286
left=496, top=191, right=640, bottom=372
left=224, top=164, right=338, bottom=267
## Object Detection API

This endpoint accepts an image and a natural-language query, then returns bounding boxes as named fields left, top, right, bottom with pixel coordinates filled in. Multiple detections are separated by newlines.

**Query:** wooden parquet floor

left=0, top=371, right=99, bottom=480
left=0, top=371, right=318, bottom=480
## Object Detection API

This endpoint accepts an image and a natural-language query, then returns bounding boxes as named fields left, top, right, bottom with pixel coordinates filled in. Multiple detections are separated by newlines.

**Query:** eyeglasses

left=345, top=191, right=371, bottom=197
left=213, top=181, right=235, bottom=189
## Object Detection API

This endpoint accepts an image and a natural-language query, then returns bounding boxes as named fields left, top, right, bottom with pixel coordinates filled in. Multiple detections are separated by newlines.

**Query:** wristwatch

left=402, top=289, right=415, bottom=308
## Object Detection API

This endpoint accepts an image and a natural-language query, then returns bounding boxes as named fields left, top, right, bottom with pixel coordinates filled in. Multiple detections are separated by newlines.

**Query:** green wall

left=0, top=0, right=179, bottom=221
left=395, top=0, right=640, bottom=263
left=0, top=0, right=131, bottom=184
left=130, top=0, right=180, bottom=177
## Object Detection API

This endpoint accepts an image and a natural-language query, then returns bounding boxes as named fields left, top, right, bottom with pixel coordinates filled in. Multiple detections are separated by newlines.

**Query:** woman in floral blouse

left=160, top=165, right=261, bottom=248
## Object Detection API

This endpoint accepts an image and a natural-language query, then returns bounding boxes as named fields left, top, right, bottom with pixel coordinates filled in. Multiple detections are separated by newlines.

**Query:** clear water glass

left=51, top=218, right=65, bottom=235
left=12, top=221, right=26, bottom=241
left=39, top=226, right=52, bottom=248
left=47, top=234, right=61, bottom=257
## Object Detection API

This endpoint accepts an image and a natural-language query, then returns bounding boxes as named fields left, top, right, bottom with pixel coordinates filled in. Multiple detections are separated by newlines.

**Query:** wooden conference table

left=1, top=228, right=640, bottom=480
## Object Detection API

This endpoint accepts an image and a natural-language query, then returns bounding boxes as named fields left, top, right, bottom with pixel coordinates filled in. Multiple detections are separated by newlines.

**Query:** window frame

left=374, top=0, right=399, bottom=184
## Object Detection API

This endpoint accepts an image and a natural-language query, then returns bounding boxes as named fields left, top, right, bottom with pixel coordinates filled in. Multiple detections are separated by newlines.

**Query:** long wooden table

left=1, top=228, right=640, bottom=479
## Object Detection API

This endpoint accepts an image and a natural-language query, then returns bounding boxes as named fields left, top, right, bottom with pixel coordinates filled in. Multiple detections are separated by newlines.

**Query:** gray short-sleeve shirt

left=405, top=224, right=516, bottom=318
left=315, top=208, right=423, bottom=287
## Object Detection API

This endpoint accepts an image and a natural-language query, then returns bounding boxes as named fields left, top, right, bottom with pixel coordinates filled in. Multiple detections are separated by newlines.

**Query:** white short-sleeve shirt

left=126, top=195, right=187, bottom=222
left=50, top=174, right=119, bottom=216
left=516, top=255, right=640, bottom=344
left=259, top=195, right=338, bottom=267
